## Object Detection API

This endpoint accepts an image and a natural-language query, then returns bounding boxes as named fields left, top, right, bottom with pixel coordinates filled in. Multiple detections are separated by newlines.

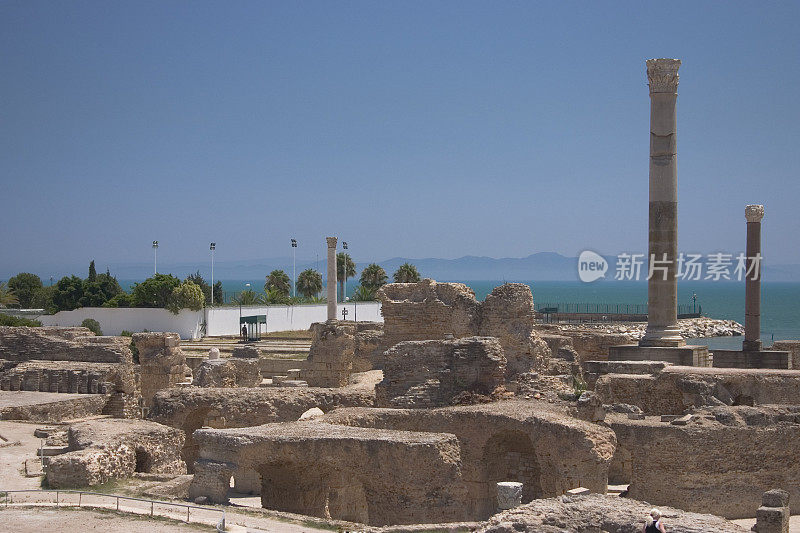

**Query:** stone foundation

left=608, top=344, right=710, bottom=366
left=134, top=332, right=191, bottom=406
left=189, top=422, right=466, bottom=525
left=46, top=418, right=186, bottom=488
left=376, top=336, right=506, bottom=408
left=378, top=280, right=550, bottom=376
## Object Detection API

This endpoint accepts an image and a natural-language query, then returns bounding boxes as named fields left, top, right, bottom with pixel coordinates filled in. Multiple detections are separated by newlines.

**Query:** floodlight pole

left=152, top=241, right=159, bottom=275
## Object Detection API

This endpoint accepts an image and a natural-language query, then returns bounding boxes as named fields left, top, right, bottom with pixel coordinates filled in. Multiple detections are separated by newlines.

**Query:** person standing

left=644, top=509, right=666, bottom=533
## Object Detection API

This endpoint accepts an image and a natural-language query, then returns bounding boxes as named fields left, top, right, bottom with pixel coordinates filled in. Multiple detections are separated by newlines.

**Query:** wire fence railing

left=535, top=302, right=699, bottom=316
left=0, top=489, right=226, bottom=531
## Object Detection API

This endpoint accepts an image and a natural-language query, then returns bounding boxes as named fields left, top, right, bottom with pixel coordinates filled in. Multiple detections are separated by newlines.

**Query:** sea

left=119, top=279, right=800, bottom=349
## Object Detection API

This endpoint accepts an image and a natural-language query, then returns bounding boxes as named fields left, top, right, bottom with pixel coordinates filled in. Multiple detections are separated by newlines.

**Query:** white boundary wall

left=39, top=307, right=205, bottom=339
left=39, top=302, right=383, bottom=340
left=205, top=302, right=382, bottom=337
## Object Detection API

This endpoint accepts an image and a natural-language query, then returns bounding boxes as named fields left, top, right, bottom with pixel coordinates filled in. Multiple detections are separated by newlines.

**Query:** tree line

left=0, top=259, right=422, bottom=313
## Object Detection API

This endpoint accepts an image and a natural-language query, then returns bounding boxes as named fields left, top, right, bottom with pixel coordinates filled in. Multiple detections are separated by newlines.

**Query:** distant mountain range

left=6, top=252, right=800, bottom=283
left=97, top=252, right=800, bottom=283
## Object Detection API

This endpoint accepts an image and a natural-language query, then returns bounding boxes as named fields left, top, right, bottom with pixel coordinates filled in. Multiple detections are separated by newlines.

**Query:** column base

left=609, top=344, right=710, bottom=367
left=742, top=339, right=763, bottom=352
left=639, top=324, right=685, bottom=347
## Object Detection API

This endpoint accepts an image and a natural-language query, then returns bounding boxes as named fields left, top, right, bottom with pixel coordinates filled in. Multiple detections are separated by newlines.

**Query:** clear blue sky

left=1, top=1, right=799, bottom=278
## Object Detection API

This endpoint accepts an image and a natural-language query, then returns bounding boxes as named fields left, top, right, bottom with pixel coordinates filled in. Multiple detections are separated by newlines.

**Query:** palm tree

left=336, top=253, right=355, bottom=302
left=351, top=285, right=378, bottom=301
left=296, top=269, right=323, bottom=299
left=264, top=270, right=291, bottom=297
left=265, top=288, right=292, bottom=305
left=234, top=290, right=264, bottom=305
left=393, top=263, right=421, bottom=283
left=360, top=263, right=388, bottom=291
left=0, top=282, right=19, bottom=308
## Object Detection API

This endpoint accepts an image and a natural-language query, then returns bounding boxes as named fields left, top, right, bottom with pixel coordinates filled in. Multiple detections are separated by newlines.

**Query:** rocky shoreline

left=548, top=317, right=744, bottom=339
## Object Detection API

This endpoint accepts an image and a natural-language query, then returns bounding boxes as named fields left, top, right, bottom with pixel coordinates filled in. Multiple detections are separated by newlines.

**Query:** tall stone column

left=326, top=237, right=338, bottom=321
left=640, top=58, right=685, bottom=348
left=744, top=205, right=764, bottom=351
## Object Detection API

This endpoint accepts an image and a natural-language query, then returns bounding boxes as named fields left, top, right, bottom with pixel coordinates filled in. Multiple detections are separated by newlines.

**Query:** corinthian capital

left=647, top=58, right=681, bottom=94
left=745, top=204, right=764, bottom=223
left=326, top=236, right=338, bottom=249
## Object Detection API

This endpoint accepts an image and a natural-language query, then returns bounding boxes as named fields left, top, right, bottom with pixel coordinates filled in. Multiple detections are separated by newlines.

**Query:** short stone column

left=744, top=205, right=765, bottom=351
left=640, top=58, right=685, bottom=348
left=326, top=236, right=338, bottom=321
left=208, top=347, right=220, bottom=360
left=497, top=481, right=523, bottom=511
left=753, top=489, right=789, bottom=533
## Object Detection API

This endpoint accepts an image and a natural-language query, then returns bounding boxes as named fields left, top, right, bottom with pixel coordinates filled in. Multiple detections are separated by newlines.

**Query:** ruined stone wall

left=148, top=387, right=375, bottom=472
left=378, top=281, right=550, bottom=375
left=610, top=410, right=800, bottom=519
left=771, top=340, right=800, bottom=370
left=480, top=493, right=744, bottom=533
left=378, top=280, right=478, bottom=350
left=301, top=321, right=383, bottom=387
left=46, top=419, right=186, bottom=488
left=134, top=332, right=191, bottom=406
left=0, top=326, right=132, bottom=363
left=324, top=401, right=616, bottom=520
left=376, top=337, right=506, bottom=408
left=189, top=422, right=467, bottom=526
left=0, top=394, right=107, bottom=422
left=595, top=366, right=800, bottom=415
left=193, top=358, right=261, bottom=388
left=534, top=328, right=634, bottom=363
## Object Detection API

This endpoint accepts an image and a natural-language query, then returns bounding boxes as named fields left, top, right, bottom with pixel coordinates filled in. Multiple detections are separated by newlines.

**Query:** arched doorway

left=481, top=430, right=542, bottom=511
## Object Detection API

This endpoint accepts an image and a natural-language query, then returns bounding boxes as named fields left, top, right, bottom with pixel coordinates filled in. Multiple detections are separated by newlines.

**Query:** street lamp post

left=692, top=292, right=697, bottom=315
left=342, top=241, right=348, bottom=303
left=210, top=243, right=216, bottom=308
left=152, top=241, right=159, bottom=275
left=291, top=239, right=297, bottom=298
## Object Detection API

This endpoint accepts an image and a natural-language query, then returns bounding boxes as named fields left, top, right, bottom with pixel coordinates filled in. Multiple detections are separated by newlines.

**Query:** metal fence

left=535, top=302, right=699, bottom=316
left=0, top=489, right=226, bottom=531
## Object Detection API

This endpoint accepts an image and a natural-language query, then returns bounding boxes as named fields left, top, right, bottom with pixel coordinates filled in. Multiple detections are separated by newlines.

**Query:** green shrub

left=120, top=330, right=133, bottom=337
left=80, top=318, right=103, bottom=336
left=102, top=292, right=133, bottom=308
left=166, top=281, right=205, bottom=314
left=0, top=314, right=42, bottom=327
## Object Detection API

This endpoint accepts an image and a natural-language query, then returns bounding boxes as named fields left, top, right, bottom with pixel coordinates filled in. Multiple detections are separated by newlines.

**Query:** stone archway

left=134, top=448, right=153, bottom=473
left=481, top=430, right=542, bottom=510
left=180, top=407, right=210, bottom=473
left=258, top=462, right=368, bottom=523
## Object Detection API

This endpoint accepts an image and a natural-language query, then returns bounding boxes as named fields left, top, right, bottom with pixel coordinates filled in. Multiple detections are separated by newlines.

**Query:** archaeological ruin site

left=2, top=59, right=799, bottom=533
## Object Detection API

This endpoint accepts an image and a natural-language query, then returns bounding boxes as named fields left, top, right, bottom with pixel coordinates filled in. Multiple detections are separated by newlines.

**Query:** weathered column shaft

left=641, top=58, right=685, bottom=348
left=744, top=205, right=764, bottom=351
left=326, top=237, right=338, bottom=321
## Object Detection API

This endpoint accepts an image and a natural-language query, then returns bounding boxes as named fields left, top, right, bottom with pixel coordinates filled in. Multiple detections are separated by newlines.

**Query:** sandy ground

left=0, top=507, right=212, bottom=532
left=0, top=390, right=93, bottom=409
left=0, top=420, right=48, bottom=491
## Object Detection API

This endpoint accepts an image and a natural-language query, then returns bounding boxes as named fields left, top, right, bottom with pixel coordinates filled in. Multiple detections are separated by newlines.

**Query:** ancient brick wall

left=302, top=321, right=383, bottom=387
left=611, top=411, right=800, bottom=519
left=378, top=281, right=550, bottom=375
left=375, top=336, right=506, bottom=408
left=771, top=340, right=800, bottom=370
left=134, top=332, right=191, bottom=406
left=46, top=418, right=186, bottom=488
left=0, top=326, right=132, bottom=363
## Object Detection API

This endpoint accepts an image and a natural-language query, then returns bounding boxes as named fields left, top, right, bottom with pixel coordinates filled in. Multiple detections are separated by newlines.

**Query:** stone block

left=497, top=481, right=523, bottom=510
left=762, top=489, right=790, bottom=508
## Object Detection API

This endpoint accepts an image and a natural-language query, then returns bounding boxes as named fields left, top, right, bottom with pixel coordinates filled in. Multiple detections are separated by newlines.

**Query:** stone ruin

left=46, top=418, right=186, bottom=488
left=0, top=326, right=138, bottom=417
left=378, top=280, right=551, bottom=376
left=301, top=321, right=382, bottom=387
left=134, top=332, right=191, bottom=406
left=376, top=336, right=506, bottom=408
